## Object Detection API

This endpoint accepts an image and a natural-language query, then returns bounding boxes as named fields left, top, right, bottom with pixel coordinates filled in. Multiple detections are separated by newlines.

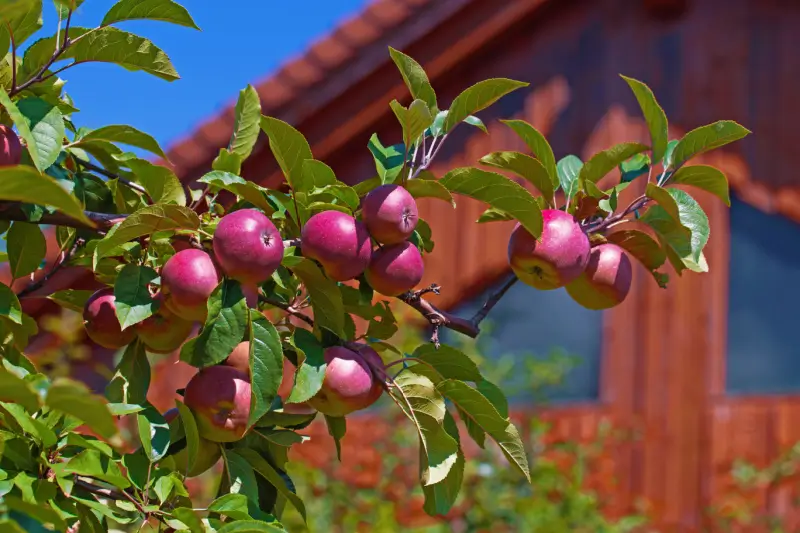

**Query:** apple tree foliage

left=0, top=0, right=750, bottom=531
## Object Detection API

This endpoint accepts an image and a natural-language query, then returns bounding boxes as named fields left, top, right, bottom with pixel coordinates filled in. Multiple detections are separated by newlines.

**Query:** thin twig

left=10, top=18, right=73, bottom=96
left=189, top=184, right=210, bottom=211
left=75, top=157, right=153, bottom=201
left=0, top=201, right=126, bottom=231
left=17, top=239, right=82, bottom=298
left=62, top=8, right=73, bottom=48
left=586, top=194, right=648, bottom=234
left=470, top=274, right=518, bottom=327
left=410, top=133, right=448, bottom=180
left=74, top=478, right=146, bottom=515
left=258, top=294, right=314, bottom=327
left=398, top=284, right=479, bottom=342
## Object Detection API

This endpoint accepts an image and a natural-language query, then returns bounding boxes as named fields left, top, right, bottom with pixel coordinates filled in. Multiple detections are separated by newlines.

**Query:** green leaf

left=45, top=378, right=117, bottom=439
left=3, top=495, right=66, bottom=531
left=101, top=0, right=200, bottom=29
left=0, top=0, right=42, bottom=56
left=0, top=367, right=39, bottom=412
left=598, top=182, right=631, bottom=213
left=367, top=134, right=404, bottom=185
left=64, top=449, right=131, bottom=489
left=645, top=183, right=680, bottom=223
left=1, top=402, right=55, bottom=446
left=260, top=116, right=313, bottom=192
left=93, top=204, right=199, bottom=266
left=606, top=229, right=666, bottom=271
left=389, top=372, right=459, bottom=486
left=421, top=410, right=464, bottom=516
left=105, top=340, right=150, bottom=405
left=556, top=155, right=583, bottom=203
left=0, top=519, right=26, bottom=533
left=227, top=84, right=261, bottom=159
left=180, top=279, right=247, bottom=367
left=45, top=289, right=94, bottom=313
left=217, top=521, right=285, bottom=533
left=620, top=153, right=651, bottom=183
left=620, top=75, right=669, bottom=164
left=437, top=379, right=530, bottom=482
left=0, top=283, right=23, bottom=326
left=6, top=222, right=45, bottom=279
left=388, top=47, right=437, bottom=110
left=668, top=164, right=730, bottom=206
left=579, top=142, right=649, bottom=185
left=663, top=139, right=678, bottom=166
left=641, top=188, right=709, bottom=274
left=390, top=98, right=433, bottom=148
left=212, top=148, right=243, bottom=175
left=463, top=115, right=487, bottom=133
left=411, top=343, right=481, bottom=382
left=80, top=124, right=167, bottom=159
left=404, top=178, right=454, bottom=206
left=443, top=78, right=528, bottom=133
left=302, top=159, right=337, bottom=188
left=283, top=256, right=345, bottom=338
left=16, top=97, right=64, bottom=170
left=117, top=157, right=186, bottom=205
left=207, top=493, right=252, bottom=521
left=114, top=264, right=159, bottom=330
left=172, top=400, right=199, bottom=475
left=479, top=151, right=555, bottom=203
left=197, top=171, right=274, bottom=214
left=670, top=120, right=751, bottom=168
left=286, top=328, right=326, bottom=404
left=476, top=207, right=514, bottom=224
left=235, top=448, right=307, bottom=522
left=440, top=167, right=542, bottom=238
left=248, top=310, right=283, bottom=427
left=137, top=405, right=170, bottom=462
left=324, top=415, right=346, bottom=461
left=500, top=119, right=558, bottom=187
left=0, top=165, right=92, bottom=225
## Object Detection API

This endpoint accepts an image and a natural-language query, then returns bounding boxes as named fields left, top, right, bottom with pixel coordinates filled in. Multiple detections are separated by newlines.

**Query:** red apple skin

left=361, top=184, right=418, bottom=245
left=0, top=125, right=22, bottom=166
left=566, top=243, right=633, bottom=310
left=365, top=242, right=424, bottom=297
left=300, top=211, right=371, bottom=282
left=307, top=346, right=382, bottom=417
left=241, top=283, right=259, bottom=309
left=161, top=249, right=221, bottom=322
left=213, top=209, right=284, bottom=286
left=184, top=366, right=252, bottom=443
left=136, top=304, right=194, bottom=354
left=351, top=344, right=385, bottom=406
left=83, top=288, right=137, bottom=349
left=162, top=408, right=222, bottom=477
left=507, top=209, right=591, bottom=290
left=223, top=341, right=250, bottom=375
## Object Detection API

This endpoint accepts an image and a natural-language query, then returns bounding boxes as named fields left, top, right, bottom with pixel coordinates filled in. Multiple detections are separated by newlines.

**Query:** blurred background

left=11, top=0, right=800, bottom=531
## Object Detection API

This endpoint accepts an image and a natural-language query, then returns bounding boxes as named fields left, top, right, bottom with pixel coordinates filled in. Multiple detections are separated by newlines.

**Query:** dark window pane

left=440, top=278, right=602, bottom=404
left=727, top=197, right=800, bottom=394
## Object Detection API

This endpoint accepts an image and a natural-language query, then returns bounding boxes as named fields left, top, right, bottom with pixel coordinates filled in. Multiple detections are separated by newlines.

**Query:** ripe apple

left=162, top=408, right=222, bottom=477
left=566, top=243, right=633, bottom=310
left=507, top=209, right=590, bottom=290
left=0, top=125, right=22, bottom=166
left=135, top=299, right=194, bottom=354
left=307, top=345, right=384, bottom=417
left=83, top=288, right=137, bottom=349
left=300, top=210, right=371, bottom=281
left=223, top=341, right=250, bottom=375
left=184, top=365, right=252, bottom=443
left=361, top=184, right=418, bottom=244
left=161, top=249, right=221, bottom=322
left=365, top=242, right=424, bottom=296
left=213, top=208, right=284, bottom=286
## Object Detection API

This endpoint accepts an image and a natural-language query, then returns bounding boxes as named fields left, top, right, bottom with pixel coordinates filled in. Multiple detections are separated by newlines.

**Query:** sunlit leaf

left=45, top=378, right=117, bottom=439
left=668, top=164, right=730, bottom=206
left=260, top=116, right=313, bottom=192
left=670, top=120, right=751, bottom=168
left=443, top=78, right=528, bottom=133
left=620, top=75, right=668, bottom=164
left=101, top=0, right=200, bottom=29
left=388, top=47, right=437, bottom=110
left=6, top=222, right=45, bottom=279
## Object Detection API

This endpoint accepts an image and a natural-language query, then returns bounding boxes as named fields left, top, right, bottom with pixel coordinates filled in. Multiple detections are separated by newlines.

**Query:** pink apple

left=307, top=345, right=384, bottom=417
left=566, top=243, right=633, bottom=310
left=135, top=299, right=194, bottom=354
left=365, top=241, right=425, bottom=296
left=161, top=249, right=221, bottom=322
left=361, top=184, right=418, bottom=244
left=213, top=208, right=284, bottom=286
left=184, top=365, right=252, bottom=443
left=0, top=125, right=22, bottom=166
left=83, top=288, right=137, bottom=349
left=300, top=210, right=371, bottom=281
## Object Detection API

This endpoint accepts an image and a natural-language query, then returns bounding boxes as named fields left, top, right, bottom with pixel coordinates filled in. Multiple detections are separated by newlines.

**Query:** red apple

left=223, top=341, right=250, bottom=375
left=361, top=184, right=418, bottom=244
left=365, top=242, right=424, bottom=296
left=0, top=125, right=22, bottom=166
left=161, top=249, right=221, bottom=322
left=566, top=243, right=633, bottom=310
left=162, top=408, right=222, bottom=477
left=184, top=365, right=252, bottom=443
left=507, top=209, right=591, bottom=290
left=135, top=299, right=194, bottom=354
left=300, top=211, right=371, bottom=281
left=83, top=288, right=136, bottom=349
left=213, top=208, right=284, bottom=286
left=307, top=346, right=384, bottom=417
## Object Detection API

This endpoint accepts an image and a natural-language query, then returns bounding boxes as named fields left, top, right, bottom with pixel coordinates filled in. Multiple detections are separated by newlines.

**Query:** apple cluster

left=508, top=209, right=633, bottom=309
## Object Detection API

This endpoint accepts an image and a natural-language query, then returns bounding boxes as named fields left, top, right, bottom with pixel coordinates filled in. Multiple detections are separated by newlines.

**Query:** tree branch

left=398, top=284, right=479, bottom=345
left=0, top=202, right=125, bottom=231
left=74, top=478, right=146, bottom=515
left=17, top=238, right=82, bottom=298
left=75, top=157, right=152, bottom=201
left=470, top=274, right=517, bottom=327
left=586, top=194, right=649, bottom=234
left=258, top=294, right=314, bottom=327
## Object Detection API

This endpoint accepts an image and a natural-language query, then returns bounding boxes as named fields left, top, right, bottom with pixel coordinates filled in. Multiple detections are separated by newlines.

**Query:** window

left=727, top=197, right=800, bottom=394
left=440, top=277, right=602, bottom=404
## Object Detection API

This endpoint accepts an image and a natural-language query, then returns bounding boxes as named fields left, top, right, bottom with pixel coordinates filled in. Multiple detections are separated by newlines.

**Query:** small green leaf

left=476, top=207, right=514, bottom=224
left=0, top=284, right=23, bottom=326
left=302, top=159, right=337, bottom=188
left=63, top=449, right=131, bottom=489
left=286, top=328, right=326, bottom=404
left=0, top=0, right=42, bottom=56
left=0, top=165, right=92, bottom=225
left=105, top=340, right=150, bottom=405
left=388, top=47, right=437, bottom=110
left=6, top=222, right=45, bottom=279
left=324, top=415, right=346, bottom=461
left=411, top=343, right=481, bottom=382
left=248, top=310, right=283, bottom=427
left=45, top=289, right=94, bottom=313
left=390, top=98, right=433, bottom=148
left=80, top=124, right=167, bottom=159
left=101, top=0, right=200, bottom=29
left=670, top=120, right=751, bottom=168
left=367, top=134, right=405, bottom=185
left=3, top=495, right=66, bottom=531
left=137, top=405, right=170, bottom=462
left=645, top=183, right=681, bottom=223
left=217, top=520, right=286, bottom=533
left=114, top=264, right=159, bottom=330
left=479, top=151, right=555, bottom=202
left=463, top=115, right=487, bottom=133
left=117, top=156, right=186, bottom=205
left=440, top=167, right=542, bottom=238
left=579, top=142, right=649, bottom=185
left=283, top=256, right=345, bottom=338
left=207, top=493, right=252, bottom=521
left=227, top=84, right=262, bottom=159
left=172, top=400, right=199, bottom=476
left=556, top=155, right=583, bottom=203
left=620, top=153, right=651, bottom=183
left=607, top=229, right=667, bottom=271
left=421, top=410, right=464, bottom=516
left=180, top=279, right=248, bottom=367
left=500, top=119, right=558, bottom=187
left=212, top=148, right=244, bottom=175
left=663, top=139, right=678, bottom=166
left=235, top=448, right=307, bottom=522
left=641, top=188, right=709, bottom=274
left=668, top=164, right=730, bottom=206
left=197, top=171, right=274, bottom=214
left=16, top=97, right=65, bottom=171
left=443, top=78, right=528, bottom=133
left=260, top=116, right=313, bottom=192
left=0, top=367, right=39, bottom=413
left=45, top=378, right=117, bottom=439
left=620, top=75, right=669, bottom=164
left=404, top=178, right=454, bottom=206
left=1, top=402, right=55, bottom=446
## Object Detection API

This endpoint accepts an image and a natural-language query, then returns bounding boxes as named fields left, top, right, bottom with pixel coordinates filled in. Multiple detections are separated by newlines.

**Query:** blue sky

left=48, top=1, right=370, bottom=150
